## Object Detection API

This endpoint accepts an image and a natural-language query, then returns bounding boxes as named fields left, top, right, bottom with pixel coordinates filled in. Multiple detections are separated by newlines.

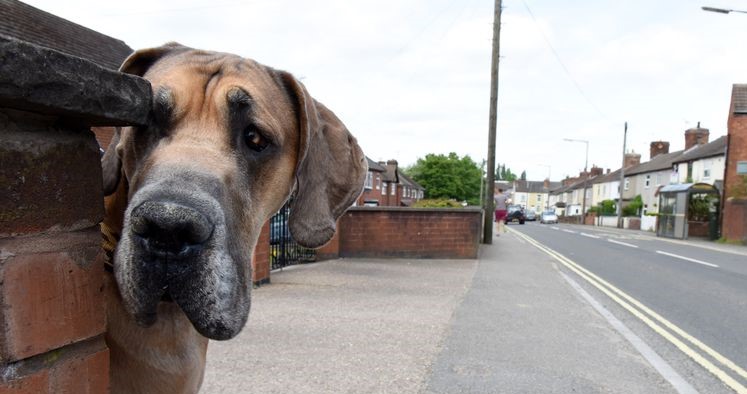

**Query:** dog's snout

left=130, top=201, right=214, bottom=257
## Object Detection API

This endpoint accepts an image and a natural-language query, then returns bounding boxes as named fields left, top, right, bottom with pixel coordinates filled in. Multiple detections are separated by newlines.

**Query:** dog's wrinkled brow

left=227, top=87, right=252, bottom=107
left=226, top=87, right=255, bottom=122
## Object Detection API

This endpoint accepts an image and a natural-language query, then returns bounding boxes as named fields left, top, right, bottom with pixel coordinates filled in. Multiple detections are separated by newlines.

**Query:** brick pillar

left=0, top=37, right=150, bottom=392
left=252, top=222, right=271, bottom=285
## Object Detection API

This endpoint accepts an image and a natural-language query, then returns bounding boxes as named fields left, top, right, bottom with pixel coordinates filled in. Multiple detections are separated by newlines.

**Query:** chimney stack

left=649, top=141, right=670, bottom=159
left=590, top=166, right=603, bottom=177
left=543, top=178, right=550, bottom=189
left=685, top=123, right=709, bottom=150
left=624, top=151, right=641, bottom=168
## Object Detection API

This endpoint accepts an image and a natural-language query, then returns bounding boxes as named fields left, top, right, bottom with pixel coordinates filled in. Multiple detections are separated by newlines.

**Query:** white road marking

left=581, top=232, right=600, bottom=239
left=563, top=229, right=576, bottom=234
left=559, top=271, right=699, bottom=394
left=551, top=226, right=560, bottom=230
left=656, top=251, right=719, bottom=268
left=608, top=239, right=639, bottom=248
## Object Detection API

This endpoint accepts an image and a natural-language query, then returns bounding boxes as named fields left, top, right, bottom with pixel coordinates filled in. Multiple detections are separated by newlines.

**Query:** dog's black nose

left=130, top=201, right=214, bottom=257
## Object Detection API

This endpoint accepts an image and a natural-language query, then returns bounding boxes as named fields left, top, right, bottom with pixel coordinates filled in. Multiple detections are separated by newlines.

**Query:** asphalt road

left=510, top=221, right=747, bottom=393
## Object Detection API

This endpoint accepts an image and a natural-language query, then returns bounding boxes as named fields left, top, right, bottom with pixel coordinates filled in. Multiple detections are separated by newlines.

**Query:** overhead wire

left=520, top=0, right=608, bottom=122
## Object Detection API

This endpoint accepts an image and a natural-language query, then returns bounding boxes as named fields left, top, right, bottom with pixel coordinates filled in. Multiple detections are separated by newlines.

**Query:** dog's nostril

left=130, top=201, right=214, bottom=255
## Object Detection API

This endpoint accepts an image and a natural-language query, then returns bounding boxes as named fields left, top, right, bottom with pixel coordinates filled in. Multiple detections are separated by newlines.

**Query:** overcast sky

left=23, top=0, right=747, bottom=181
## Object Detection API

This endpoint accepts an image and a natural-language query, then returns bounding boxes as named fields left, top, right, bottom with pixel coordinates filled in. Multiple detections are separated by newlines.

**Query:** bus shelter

left=657, top=183, right=720, bottom=239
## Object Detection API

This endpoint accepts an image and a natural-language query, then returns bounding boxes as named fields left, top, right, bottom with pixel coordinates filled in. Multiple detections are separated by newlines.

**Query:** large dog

left=100, top=43, right=367, bottom=393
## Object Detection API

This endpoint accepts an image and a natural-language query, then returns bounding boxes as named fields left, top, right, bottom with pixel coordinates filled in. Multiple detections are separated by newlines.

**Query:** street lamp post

left=538, top=164, right=551, bottom=210
left=563, top=138, right=589, bottom=223
left=702, top=6, right=747, bottom=14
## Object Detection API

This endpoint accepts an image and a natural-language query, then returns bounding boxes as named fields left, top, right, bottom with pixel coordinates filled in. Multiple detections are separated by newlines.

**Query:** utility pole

left=617, top=122, right=628, bottom=228
left=483, top=0, right=502, bottom=244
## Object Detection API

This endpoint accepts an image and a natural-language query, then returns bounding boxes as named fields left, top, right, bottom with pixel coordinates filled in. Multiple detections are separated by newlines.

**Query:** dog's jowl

left=101, top=42, right=367, bottom=394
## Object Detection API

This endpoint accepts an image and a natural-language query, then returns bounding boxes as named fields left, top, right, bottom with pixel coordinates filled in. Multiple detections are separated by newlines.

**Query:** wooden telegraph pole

left=483, top=0, right=502, bottom=244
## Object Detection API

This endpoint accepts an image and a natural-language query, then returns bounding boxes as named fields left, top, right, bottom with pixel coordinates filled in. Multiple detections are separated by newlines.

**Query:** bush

left=623, top=195, right=643, bottom=217
left=411, top=199, right=464, bottom=208
left=597, top=199, right=617, bottom=216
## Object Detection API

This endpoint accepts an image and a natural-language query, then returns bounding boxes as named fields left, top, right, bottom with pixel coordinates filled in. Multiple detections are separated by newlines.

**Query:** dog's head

left=102, top=43, right=366, bottom=340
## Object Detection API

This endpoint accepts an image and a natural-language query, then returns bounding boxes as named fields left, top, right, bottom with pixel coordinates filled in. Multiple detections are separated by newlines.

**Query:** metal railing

left=269, top=201, right=315, bottom=270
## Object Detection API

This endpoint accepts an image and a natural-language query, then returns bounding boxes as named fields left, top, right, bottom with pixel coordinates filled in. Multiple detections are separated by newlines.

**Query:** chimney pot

left=685, top=126, right=709, bottom=150
left=649, top=141, right=670, bottom=159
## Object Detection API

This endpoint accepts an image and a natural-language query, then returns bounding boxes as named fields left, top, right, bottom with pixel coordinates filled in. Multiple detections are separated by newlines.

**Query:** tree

left=520, top=170, right=526, bottom=180
left=495, top=163, right=517, bottom=181
left=404, top=153, right=482, bottom=205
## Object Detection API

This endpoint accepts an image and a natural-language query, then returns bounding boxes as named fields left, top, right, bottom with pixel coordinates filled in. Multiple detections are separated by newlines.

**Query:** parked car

left=540, top=210, right=558, bottom=224
left=505, top=205, right=525, bottom=224
left=525, top=210, right=537, bottom=221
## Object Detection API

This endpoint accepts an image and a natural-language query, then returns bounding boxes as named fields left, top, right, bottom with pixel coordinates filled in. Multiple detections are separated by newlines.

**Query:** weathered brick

left=0, top=230, right=104, bottom=362
left=48, top=347, right=109, bottom=394
left=0, top=370, right=49, bottom=393
left=0, top=340, right=109, bottom=394
left=0, top=108, right=103, bottom=237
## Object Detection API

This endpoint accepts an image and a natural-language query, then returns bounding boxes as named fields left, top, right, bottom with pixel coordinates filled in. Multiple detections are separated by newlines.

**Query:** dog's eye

left=244, top=128, right=269, bottom=152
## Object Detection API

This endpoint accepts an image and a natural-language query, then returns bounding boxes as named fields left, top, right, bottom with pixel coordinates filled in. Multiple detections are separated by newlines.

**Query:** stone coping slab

left=0, top=36, right=150, bottom=126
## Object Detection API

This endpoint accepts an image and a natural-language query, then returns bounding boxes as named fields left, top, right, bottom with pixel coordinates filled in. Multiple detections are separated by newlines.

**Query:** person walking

left=494, top=188, right=509, bottom=235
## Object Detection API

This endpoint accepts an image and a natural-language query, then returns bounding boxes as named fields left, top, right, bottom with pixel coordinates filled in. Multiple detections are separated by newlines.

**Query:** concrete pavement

left=202, top=232, right=684, bottom=393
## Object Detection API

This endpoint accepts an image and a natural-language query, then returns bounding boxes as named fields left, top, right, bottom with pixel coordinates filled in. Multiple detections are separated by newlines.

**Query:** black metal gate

left=269, top=202, right=315, bottom=270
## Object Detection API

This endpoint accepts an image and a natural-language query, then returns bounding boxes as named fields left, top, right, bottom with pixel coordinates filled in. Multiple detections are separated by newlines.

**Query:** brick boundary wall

left=0, top=38, right=150, bottom=392
left=323, top=207, right=482, bottom=259
left=723, top=84, right=747, bottom=243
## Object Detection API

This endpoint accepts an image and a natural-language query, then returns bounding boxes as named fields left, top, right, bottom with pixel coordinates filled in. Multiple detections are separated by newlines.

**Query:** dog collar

left=101, top=222, right=118, bottom=274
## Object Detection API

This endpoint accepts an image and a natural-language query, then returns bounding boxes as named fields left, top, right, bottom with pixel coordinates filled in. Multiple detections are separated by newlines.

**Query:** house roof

left=514, top=180, right=562, bottom=193
left=0, top=0, right=132, bottom=70
left=671, top=135, right=727, bottom=164
left=625, top=150, right=684, bottom=176
left=366, top=157, right=386, bottom=172
left=591, top=168, right=622, bottom=185
left=397, top=170, right=424, bottom=190
left=494, top=181, right=512, bottom=192
left=734, top=84, right=747, bottom=114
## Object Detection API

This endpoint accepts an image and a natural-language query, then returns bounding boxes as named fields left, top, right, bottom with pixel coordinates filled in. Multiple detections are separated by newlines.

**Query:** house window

left=391, top=183, right=397, bottom=196
left=703, top=168, right=711, bottom=179
left=364, top=172, right=373, bottom=189
left=655, top=173, right=661, bottom=186
left=419, top=191, right=423, bottom=199
left=382, top=183, right=387, bottom=195
left=376, top=175, right=381, bottom=190
left=624, top=178, right=630, bottom=191
left=738, top=161, right=747, bottom=175
left=645, top=175, right=650, bottom=188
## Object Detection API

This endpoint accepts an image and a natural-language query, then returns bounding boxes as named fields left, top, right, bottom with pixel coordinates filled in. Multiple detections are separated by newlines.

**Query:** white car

left=540, top=210, right=558, bottom=224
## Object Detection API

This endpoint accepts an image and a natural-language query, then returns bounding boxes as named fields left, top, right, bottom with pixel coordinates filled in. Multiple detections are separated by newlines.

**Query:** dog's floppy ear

left=101, top=43, right=186, bottom=195
left=101, top=128, right=122, bottom=196
left=278, top=73, right=367, bottom=248
left=119, top=42, right=186, bottom=77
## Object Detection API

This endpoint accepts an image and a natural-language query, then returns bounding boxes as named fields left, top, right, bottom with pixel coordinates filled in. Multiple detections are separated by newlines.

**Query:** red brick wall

left=723, top=200, right=747, bottom=243
left=315, top=220, right=341, bottom=260
left=723, top=86, right=747, bottom=242
left=1, top=109, right=108, bottom=392
left=337, top=207, right=481, bottom=259
left=252, top=222, right=270, bottom=285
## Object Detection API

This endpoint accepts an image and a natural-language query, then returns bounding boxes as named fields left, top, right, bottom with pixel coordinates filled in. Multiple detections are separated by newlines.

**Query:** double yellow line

left=510, top=229, right=747, bottom=394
